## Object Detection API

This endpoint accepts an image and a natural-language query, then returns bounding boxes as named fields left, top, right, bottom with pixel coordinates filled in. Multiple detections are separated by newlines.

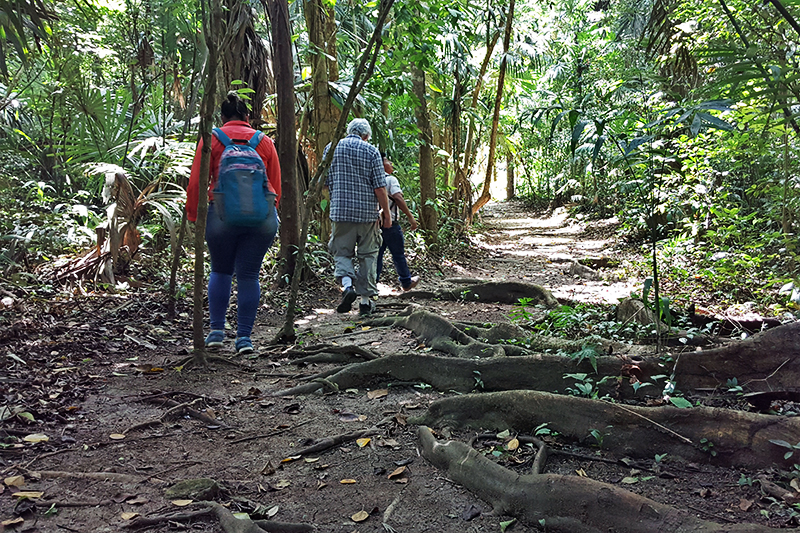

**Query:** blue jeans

left=377, top=222, right=412, bottom=289
left=205, top=198, right=279, bottom=337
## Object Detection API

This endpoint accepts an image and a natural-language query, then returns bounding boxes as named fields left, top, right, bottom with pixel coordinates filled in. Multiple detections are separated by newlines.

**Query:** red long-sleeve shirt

left=186, top=120, right=282, bottom=222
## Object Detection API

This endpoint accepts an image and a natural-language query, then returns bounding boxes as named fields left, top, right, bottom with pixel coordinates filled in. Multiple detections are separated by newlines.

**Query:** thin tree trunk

left=412, top=65, right=438, bottom=246
left=192, top=0, right=222, bottom=365
left=471, top=0, right=514, bottom=218
left=269, top=0, right=300, bottom=283
left=506, top=150, right=514, bottom=200
left=272, top=0, right=395, bottom=343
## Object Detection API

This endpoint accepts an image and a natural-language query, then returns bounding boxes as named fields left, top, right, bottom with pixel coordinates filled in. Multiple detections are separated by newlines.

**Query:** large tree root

left=401, top=281, right=559, bottom=306
left=271, top=353, right=619, bottom=396
left=670, top=321, right=800, bottom=392
left=369, top=308, right=655, bottom=359
left=411, top=390, right=800, bottom=469
left=273, top=321, right=800, bottom=398
left=417, top=426, right=784, bottom=533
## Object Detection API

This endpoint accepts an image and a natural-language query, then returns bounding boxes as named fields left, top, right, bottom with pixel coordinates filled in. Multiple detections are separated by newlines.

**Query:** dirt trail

left=0, top=201, right=784, bottom=532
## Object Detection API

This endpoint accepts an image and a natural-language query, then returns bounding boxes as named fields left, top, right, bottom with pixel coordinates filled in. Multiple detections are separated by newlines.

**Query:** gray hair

left=347, top=118, right=372, bottom=139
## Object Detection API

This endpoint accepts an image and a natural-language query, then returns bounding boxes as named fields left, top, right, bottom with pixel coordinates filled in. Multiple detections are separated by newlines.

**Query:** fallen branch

left=123, top=508, right=214, bottom=529
left=25, top=470, right=143, bottom=483
left=229, top=419, right=313, bottom=445
left=295, top=428, right=380, bottom=456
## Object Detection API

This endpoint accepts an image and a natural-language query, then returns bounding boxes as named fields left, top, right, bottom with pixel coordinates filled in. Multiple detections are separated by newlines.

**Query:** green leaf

left=669, top=397, right=693, bottom=409
left=500, top=518, right=516, bottom=532
left=17, top=412, right=35, bottom=421
left=770, top=439, right=793, bottom=449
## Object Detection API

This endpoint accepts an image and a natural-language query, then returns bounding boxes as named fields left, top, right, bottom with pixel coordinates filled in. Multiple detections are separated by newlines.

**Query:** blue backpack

left=212, top=127, right=272, bottom=226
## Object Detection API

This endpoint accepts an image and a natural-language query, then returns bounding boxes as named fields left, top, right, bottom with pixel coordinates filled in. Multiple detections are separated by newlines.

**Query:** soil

left=1, top=200, right=797, bottom=532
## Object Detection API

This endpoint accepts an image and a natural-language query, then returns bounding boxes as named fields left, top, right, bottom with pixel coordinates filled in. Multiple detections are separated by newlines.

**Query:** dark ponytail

left=220, top=91, right=249, bottom=122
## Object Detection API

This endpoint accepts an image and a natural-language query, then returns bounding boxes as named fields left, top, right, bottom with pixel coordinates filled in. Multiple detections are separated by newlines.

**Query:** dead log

left=400, top=281, right=559, bottom=307
left=417, top=426, right=782, bottom=533
left=411, top=390, right=800, bottom=469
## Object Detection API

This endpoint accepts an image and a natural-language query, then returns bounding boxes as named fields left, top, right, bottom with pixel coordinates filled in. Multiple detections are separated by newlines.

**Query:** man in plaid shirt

left=324, top=119, right=392, bottom=315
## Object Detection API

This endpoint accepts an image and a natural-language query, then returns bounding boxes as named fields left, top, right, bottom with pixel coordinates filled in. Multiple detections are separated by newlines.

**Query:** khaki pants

left=329, top=221, right=382, bottom=297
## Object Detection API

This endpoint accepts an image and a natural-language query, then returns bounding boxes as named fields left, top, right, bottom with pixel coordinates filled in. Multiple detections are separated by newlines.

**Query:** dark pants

left=205, top=199, right=279, bottom=337
left=377, top=222, right=412, bottom=289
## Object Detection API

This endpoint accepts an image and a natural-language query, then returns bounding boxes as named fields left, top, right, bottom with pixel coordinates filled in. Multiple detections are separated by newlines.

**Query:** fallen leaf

left=378, top=439, right=400, bottom=448
left=1, top=517, right=24, bottom=526
left=340, top=479, right=357, bottom=484
left=275, top=480, right=291, bottom=489
left=351, top=510, right=369, bottom=522
left=358, top=415, right=367, bottom=422
left=304, top=457, right=320, bottom=463
left=506, top=438, right=519, bottom=451
left=576, top=468, right=587, bottom=477
left=356, top=438, right=371, bottom=448
left=126, top=496, right=148, bottom=505
left=739, top=498, right=754, bottom=512
left=232, top=512, right=250, bottom=520
left=281, top=455, right=301, bottom=463
left=792, top=479, right=800, bottom=492
left=267, top=505, right=279, bottom=518
left=23, top=434, right=49, bottom=443
left=497, top=429, right=510, bottom=439
left=338, top=412, right=360, bottom=422
left=367, top=389, right=388, bottom=400
left=172, top=500, right=193, bottom=506
left=17, top=412, right=35, bottom=422
left=13, top=491, right=44, bottom=498
left=620, top=477, right=638, bottom=484
left=261, top=460, right=276, bottom=475
left=394, top=414, right=407, bottom=426
left=109, top=433, right=126, bottom=440
left=4, top=475, right=24, bottom=487
left=388, top=466, right=407, bottom=479
left=361, top=326, right=371, bottom=331
left=317, top=481, right=327, bottom=490
left=394, top=478, right=409, bottom=484
left=121, top=512, right=139, bottom=520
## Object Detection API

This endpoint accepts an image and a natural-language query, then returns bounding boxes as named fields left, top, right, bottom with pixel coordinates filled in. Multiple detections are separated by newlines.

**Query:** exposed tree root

left=411, top=390, right=800, bottom=469
left=671, top=321, right=800, bottom=392
left=284, top=344, right=379, bottom=361
left=417, top=426, right=782, bottom=532
left=400, top=281, right=559, bottom=306
left=273, top=320, right=800, bottom=400
left=366, top=309, right=521, bottom=357
left=122, top=502, right=316, bottom=532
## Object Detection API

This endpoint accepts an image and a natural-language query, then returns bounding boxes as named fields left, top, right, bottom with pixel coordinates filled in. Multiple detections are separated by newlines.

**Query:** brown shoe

left=402, top=276, right=420, bottom=291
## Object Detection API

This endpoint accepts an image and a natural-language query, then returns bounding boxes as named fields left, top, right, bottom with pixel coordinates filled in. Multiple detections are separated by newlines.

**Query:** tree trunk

left=471, top=0, right=514, bottom=218
left=192, top=0, right=222, bottom=365
left=268, top=0, right=300, bottom=284
left=412, top=64, right=438, bottom=246
left=220, top=0, right=271, bottom=121
left=506, top=149, right=515, bottom=200
left=302, top=0, right=338, bottom=245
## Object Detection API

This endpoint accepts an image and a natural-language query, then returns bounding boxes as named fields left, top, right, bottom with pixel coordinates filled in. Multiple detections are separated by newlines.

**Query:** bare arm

left=390, top=192, right=418, bottom=230
left=374, top=187, right=392, bottom=228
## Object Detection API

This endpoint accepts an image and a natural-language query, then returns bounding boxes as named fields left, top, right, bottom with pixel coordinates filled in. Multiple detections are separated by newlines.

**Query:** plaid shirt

left=324, top=134, right=386, bottom=223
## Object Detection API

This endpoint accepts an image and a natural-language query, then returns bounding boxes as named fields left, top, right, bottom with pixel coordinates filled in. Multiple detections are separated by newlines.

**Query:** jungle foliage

left=0, top=0, right=798, bottom=312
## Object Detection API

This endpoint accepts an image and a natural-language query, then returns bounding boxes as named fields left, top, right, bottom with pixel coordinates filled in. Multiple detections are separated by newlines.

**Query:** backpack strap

left=212, top=127, right=233, bottom=147
left=248, top=131, right=264, bottom=149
